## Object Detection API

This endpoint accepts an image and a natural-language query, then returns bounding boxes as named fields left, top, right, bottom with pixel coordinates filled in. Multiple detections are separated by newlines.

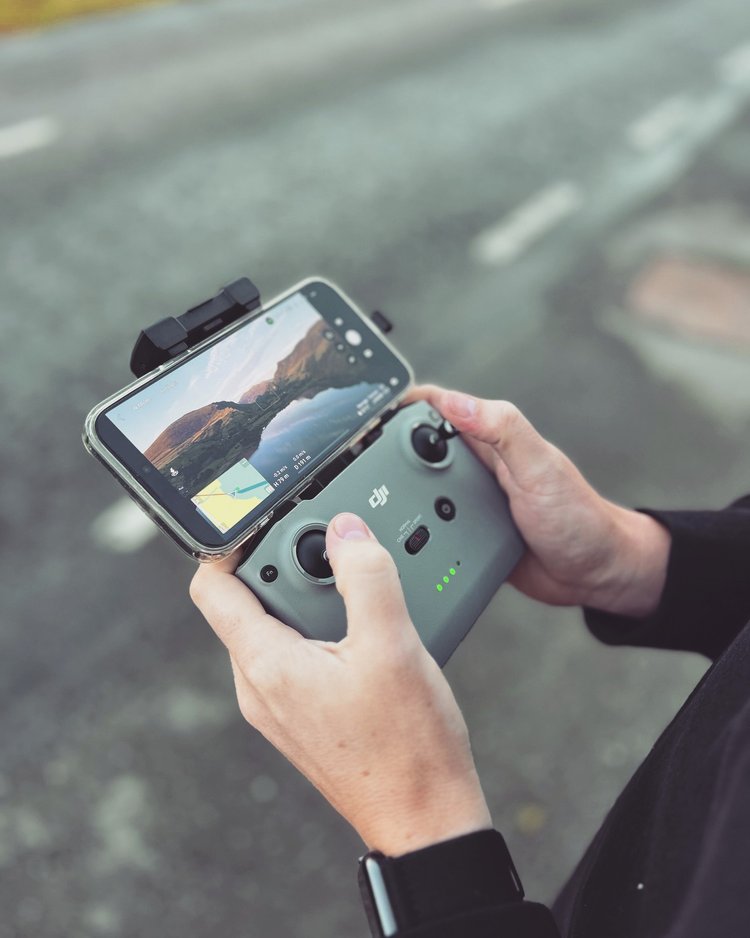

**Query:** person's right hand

left=406, top=385, right=671, bottom=618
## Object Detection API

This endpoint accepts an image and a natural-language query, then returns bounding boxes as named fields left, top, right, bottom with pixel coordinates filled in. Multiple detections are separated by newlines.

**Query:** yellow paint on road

left=515, top=803, right=547, bottom=835
left=0, top=0, right=175, bottom=33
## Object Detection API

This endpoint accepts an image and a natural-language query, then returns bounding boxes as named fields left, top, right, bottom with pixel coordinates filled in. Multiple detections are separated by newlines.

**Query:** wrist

left=585, top=503, right=671, bottom=618
left=356, top=779, right=492, bottom=857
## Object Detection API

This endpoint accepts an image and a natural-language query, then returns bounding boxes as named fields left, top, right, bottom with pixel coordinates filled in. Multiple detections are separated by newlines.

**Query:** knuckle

left=496, top=400, right=522, bottom=426
left=485, top=400, right=521, bottom=441
left=236, top=687, right=269, bottom=728
left=240, top=636, right=283, bottom=690
left=237, top=650, right=269, bottom=692
left=547, top=444, right=578, bottom=483
left=242, top=656, right=267, bottom=690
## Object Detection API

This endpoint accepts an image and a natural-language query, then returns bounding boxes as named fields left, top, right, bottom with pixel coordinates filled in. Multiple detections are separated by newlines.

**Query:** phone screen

left=95, top=282, right=411, bottom=547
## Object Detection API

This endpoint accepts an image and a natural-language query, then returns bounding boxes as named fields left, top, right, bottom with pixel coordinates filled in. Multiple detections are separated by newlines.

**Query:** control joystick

left=411, top=425, right=449, bottom=464
left=294, top=528, right=334, bottom=581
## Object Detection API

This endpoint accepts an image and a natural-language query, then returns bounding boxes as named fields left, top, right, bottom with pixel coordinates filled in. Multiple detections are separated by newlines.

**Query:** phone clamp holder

left=129, top=278, right=394, bottom=379
left=130, top=278, right=262, bottom=378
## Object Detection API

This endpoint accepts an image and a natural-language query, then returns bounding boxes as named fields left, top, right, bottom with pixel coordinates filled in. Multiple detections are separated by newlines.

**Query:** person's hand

left=190, top=512, right=491, bottom=857
left=406, top=385, right=670, bottom=618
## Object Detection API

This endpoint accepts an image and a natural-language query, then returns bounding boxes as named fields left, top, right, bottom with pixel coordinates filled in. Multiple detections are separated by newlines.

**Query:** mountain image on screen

left=143, top=319, right=372, bottom=495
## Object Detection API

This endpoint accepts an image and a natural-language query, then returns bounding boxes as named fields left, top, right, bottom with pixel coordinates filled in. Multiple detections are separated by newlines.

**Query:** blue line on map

left=233, top=481, right=271, bottom=496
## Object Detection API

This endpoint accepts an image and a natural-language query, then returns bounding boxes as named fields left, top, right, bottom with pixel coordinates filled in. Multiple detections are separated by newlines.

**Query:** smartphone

left=84, top=278, right=414, bottom=560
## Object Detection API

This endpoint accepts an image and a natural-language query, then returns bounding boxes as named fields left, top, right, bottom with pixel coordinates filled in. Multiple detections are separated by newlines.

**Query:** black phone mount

left=130, top=278, right=261, bottom=378
left=130, top=277, right=393, bottom=379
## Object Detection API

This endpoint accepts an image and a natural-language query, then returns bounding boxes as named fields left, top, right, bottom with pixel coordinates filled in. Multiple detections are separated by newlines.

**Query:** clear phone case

left=83, top=277, right=414, bottom=562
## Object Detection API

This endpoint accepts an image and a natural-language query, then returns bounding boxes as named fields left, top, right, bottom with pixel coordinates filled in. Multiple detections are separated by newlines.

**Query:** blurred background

left=2, top=0, right=750, bottom=935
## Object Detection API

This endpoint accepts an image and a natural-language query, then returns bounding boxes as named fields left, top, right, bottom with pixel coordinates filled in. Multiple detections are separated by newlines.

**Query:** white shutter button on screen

left=345, top=329, right=362, bottom=346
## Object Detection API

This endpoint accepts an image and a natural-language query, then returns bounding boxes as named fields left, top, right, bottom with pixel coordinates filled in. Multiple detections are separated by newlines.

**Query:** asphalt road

left=2, top=0, right=750, bottom=935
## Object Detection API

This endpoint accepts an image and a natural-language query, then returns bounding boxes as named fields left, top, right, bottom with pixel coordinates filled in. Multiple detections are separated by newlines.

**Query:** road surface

left=1, top=0, right=749, bottom=935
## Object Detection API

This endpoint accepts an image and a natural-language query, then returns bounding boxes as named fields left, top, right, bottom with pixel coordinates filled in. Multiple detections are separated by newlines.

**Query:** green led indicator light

left=438, top=566, right=461, bottom=593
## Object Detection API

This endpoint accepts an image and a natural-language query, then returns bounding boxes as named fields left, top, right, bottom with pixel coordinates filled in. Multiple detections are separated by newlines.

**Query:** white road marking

left=0, top=117, right=59, bottom=160
left=91, top=497, right=158, bottom=553
left=470, top=181, right=583, bottom=266
left=627, top=95, right=694, bottom=152
left=477, top=0, right=530, bottom=11
left=719, top=42, right=750, bottom=84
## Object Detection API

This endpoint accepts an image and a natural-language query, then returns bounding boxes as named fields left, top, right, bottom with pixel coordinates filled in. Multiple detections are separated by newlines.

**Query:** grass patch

left=0, top=0, right=169, bottom=33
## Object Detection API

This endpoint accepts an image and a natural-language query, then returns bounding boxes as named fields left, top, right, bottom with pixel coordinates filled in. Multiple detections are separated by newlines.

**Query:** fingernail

left=445, top=390, right=478, bottom=417
left=332, top=513, right=370, bottom=541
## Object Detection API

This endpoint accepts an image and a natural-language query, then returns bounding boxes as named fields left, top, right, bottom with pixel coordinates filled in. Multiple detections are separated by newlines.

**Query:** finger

left=325, top=513, right=412, bottom=643
left=415, top=387, right=553, bottom=482
left=455, top=429, right=501, bottom=474
left=190, top=560, right=301, bottom=663
left=401, top=383, right=444, bottom=406
left=402, top=384, right=499, bottom=470
left=203, top=547, right=244, bottom=574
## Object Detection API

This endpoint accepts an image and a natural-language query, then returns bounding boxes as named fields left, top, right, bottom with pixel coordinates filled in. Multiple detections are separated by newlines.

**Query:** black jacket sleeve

left=585, top=497, right=750, bottom=660
left=395, top=902, right=560, bottom=937
left=660, top=706, right=750, bottom=938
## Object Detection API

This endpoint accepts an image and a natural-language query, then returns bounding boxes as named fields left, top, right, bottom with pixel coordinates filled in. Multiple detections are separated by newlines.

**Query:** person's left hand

left=190, top=511, right=491, bottom=857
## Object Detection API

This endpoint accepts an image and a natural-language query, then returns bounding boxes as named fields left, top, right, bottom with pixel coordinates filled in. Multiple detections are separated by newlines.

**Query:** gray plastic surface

left=236, top=401, right=524, bottom=667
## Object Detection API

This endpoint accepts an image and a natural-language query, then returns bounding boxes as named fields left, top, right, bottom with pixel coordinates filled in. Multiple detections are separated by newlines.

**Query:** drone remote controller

left=236, top=401, right=524, bottom=666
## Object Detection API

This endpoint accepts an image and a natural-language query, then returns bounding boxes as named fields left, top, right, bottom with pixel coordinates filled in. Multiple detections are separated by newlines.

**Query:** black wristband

left=359, top=829, right=524, bottom=937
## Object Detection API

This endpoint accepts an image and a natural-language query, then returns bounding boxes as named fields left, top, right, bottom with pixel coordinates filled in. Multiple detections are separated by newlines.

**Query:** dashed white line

left=0, top=117, right=59, bottom=160
left=90, top=497, right=158, bottom=553
left=627, top=95, right=694, bottom=153
left=719, top=42, right=750, bottom=85
left=470, top=181, right=583, bottom=266
left=477, top=0, right=530, bottom=11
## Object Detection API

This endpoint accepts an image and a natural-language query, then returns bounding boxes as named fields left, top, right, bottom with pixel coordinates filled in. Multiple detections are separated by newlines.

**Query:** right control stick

left=411, top=424, right=450, bottom=463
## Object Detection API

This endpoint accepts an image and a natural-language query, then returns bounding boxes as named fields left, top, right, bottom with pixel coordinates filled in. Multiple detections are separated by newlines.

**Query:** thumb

left=429, top=387, right=554, bottom=482
left=325, top=513, right=412, bottom=642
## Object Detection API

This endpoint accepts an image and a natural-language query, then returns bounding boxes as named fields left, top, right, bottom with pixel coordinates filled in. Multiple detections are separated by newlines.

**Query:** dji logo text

left=369, top=485, right=389, bottom=508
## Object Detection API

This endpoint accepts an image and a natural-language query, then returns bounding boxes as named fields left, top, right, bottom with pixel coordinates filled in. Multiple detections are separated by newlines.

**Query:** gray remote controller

left=236, top=401, right=524, bottom=667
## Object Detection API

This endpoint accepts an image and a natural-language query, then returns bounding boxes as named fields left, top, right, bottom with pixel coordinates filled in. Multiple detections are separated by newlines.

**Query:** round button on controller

left=260, top=564, right=278, bottom=583
left=411, top=424, right=448, bottom=464
left=435, top=497, right=456, bottom=521
left=295, top=529, right=334, bottom=581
